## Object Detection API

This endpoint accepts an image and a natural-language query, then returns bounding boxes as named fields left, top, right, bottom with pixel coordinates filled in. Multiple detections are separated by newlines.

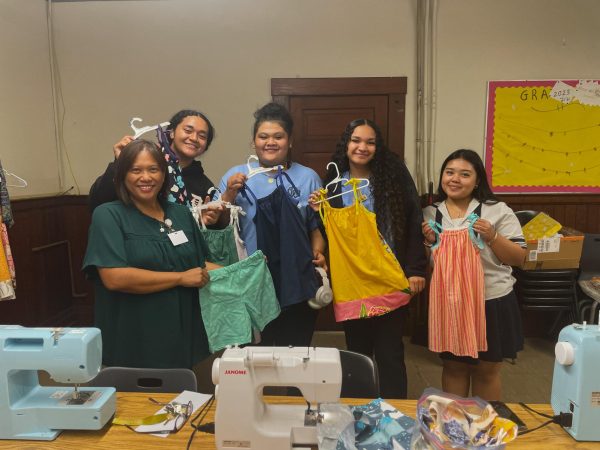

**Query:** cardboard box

left=520, top=228, right=584, bottom=270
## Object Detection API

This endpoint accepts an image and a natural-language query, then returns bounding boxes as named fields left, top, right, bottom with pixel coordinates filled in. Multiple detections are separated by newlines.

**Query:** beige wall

left=1, top=0, right=59, bottom=198
left=433, top=0, right=600, bottom=181
left=2, top=0, right=599, bottom=199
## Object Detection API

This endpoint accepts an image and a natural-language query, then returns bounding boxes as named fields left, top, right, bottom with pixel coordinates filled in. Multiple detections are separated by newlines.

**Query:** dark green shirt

left=83, top=200, right=209, bottom=368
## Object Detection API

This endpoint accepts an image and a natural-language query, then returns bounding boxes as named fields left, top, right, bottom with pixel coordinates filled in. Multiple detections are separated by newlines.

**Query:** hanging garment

left=318, top=180, right=411, bottom=322
left=246, top=169, right=318, bottom=308
left=196, top=201, right=247, bottom=267
left=428, top=207, right=487, bottom=358
left=0, top=221, right=15, bottom=301
left=199, top=250, right=279, bottom=352
left=156, top=127, right=192, bottom=207
left=0, top=159, right=13, bottom=228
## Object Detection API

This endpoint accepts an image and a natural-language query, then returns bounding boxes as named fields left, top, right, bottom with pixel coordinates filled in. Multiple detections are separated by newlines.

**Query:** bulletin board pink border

left=484, top=79, right=600, bottom=194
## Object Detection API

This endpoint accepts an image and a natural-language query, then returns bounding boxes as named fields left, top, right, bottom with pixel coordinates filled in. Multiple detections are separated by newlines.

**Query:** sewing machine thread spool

left=251, top=352, right=277, bottom=366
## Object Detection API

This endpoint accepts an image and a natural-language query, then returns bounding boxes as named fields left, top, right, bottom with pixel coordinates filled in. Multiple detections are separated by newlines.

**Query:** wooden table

left=1, top=392, right=599, bottom=449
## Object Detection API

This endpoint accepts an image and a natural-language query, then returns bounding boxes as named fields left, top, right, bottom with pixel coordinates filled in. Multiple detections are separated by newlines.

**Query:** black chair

left=514, top=210, right=539, bottom=227
left=89, top=367, right=198, bottom=393
left=513, top=267, right=579, bottom=336
left=339, top=350, right=379, bottom=398
left=576, top=234, right=600, bottom=323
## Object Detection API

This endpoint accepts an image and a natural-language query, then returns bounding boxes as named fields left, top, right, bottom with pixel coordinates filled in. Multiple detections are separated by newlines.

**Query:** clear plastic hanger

left=1, top=169, right=28, bottom=188
left=245, top=155, right=284, bottom=179
left=130, top=117, right=171, bottom=139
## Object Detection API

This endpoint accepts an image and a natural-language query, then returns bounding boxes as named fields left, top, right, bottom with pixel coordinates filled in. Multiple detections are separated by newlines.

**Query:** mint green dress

left=83, top=200, right=210, bottom=368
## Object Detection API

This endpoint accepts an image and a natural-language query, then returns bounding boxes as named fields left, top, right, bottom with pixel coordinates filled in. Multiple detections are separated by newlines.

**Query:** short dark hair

left=436, top=149, right=498, bottom=204
left=252, top=102, right=293, bottom=137
left=114, top=139, right=169, bottom=205
left=166, top=109, right=215, bottom=151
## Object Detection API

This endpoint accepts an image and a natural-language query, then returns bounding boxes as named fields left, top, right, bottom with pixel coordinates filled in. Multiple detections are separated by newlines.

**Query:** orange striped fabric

left=429, top=227, right=486, bottom=358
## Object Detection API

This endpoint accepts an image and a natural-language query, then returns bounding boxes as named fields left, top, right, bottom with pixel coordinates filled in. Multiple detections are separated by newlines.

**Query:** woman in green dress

left=83, top=139, right=214, bottom=368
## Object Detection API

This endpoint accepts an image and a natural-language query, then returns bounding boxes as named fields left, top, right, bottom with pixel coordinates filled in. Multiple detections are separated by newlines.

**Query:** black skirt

left=440, top=290, right=524, bottom=364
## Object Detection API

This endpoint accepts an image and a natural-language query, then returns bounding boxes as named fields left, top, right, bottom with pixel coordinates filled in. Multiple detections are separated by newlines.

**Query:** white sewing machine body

left=212, top=346, right=342, bottom=450
left=0, top=325, right=116, bottom=441
left=551, top=323, right=600, bottom=441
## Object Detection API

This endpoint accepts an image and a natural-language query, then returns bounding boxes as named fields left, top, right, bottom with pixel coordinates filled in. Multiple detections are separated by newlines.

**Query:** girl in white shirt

left=422, top=149, right=527, bottom=401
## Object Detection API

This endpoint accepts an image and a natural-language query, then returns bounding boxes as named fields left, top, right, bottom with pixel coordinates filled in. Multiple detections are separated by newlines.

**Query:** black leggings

left=343, top=306, right=408, bottom=399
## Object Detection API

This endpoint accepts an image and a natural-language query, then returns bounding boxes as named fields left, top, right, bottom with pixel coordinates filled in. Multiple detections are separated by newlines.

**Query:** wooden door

left=272, top=77, right=407, bottom=178
left=272, top=77, right=407, bottom=331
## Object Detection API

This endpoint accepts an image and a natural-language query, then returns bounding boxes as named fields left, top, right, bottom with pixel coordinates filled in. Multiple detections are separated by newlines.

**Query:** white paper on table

left=135, top=390, right=213, bottom=438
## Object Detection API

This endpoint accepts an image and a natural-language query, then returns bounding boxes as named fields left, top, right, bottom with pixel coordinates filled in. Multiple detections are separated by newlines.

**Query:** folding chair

left=513, top=267, right=579, bottom=337
left=339, top=350, right=380, bottom=398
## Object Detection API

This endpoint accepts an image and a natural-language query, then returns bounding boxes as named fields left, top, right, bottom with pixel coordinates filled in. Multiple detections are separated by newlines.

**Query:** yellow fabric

left=319, top=181, right=410, bottom=320
left=0, top=242, right=10, bottom=283
left=0, top=229, right=14, bottom=300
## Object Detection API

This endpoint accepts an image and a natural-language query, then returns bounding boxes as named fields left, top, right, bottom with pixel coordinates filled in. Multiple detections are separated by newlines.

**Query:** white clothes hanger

left=321, top=178, right=369, bottom=203
left=245, top=155, right=284, bottom=179
left=314, top=162, right=369, bottom=204
left=191, top=190, right=247, bottom=230
left=324, top=162, right=349, bottom=194
left=130, top=117, right=170, bottom=139
left=1, top=169, right=28, bottom=188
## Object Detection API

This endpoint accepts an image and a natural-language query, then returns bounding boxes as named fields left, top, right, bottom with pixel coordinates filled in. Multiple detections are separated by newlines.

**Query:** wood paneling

left=498, top=194, right=600, bottom=233
left=0, top=196, right=93, bottom=326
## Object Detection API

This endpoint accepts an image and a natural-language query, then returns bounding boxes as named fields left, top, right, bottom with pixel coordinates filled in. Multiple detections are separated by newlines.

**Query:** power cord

left=186, top=394, right=215, bottom=450
left=518, top=402, right=573, bottom=435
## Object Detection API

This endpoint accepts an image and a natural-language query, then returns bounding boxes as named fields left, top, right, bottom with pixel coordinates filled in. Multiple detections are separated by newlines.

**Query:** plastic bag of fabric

left=410, top=388, right=517, bottom=450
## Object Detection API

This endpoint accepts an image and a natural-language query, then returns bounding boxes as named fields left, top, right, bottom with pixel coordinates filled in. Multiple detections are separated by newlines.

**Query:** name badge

left=168, top=230, right=189, bottom=246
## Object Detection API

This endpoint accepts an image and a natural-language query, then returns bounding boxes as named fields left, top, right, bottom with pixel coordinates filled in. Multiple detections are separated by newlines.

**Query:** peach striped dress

left=429, top=227, right=487, bottom=358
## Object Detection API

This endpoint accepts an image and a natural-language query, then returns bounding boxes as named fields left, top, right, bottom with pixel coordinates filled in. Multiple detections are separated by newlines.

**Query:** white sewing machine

left=551, top=323, right=600, bottom=441
left=212, top=346, right=342, bottom=450
left=0, top=325, right=116, bottom=440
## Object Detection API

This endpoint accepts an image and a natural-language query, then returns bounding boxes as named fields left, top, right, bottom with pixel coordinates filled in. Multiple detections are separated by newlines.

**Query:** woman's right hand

left=422, top=221, right=435, bottom=244
left=113, top=135, right=134, bottom=159
left=222, top=172, right=247, bottom=203
left=179, top=267, right=210, bottom=288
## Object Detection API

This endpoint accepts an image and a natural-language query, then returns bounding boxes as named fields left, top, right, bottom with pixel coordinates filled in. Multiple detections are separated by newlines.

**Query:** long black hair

left=324, top=118, right=408, bottom=251
left=436, top=149, right=498, bottom=204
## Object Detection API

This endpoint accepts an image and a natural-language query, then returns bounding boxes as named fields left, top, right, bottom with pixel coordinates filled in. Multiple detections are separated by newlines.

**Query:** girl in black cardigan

left=312, top=118, right=427, bottom=399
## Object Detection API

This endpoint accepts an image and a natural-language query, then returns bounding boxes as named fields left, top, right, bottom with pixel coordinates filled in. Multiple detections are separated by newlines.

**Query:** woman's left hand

left=472, top=218, right=496, bottom=243
left=408, top=276, right=426, bottom=295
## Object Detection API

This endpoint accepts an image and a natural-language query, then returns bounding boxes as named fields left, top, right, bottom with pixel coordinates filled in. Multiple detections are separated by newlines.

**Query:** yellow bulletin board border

left=485, top=80, right=600, bottom=193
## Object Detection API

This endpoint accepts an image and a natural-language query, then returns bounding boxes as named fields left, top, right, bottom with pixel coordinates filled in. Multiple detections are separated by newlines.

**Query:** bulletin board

left=485, top=79, right=600, bottom=193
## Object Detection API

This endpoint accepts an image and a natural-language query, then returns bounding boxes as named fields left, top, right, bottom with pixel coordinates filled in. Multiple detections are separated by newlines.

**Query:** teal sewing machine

left=0, top=325, right=116, bottom=440
left=551, top=323, right=600, bottom=441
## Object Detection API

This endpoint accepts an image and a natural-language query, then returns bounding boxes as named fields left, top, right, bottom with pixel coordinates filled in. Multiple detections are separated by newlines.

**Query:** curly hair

left=324, top=119, right=407, bottom=251
left=166, top=109, right=215, bottom=150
